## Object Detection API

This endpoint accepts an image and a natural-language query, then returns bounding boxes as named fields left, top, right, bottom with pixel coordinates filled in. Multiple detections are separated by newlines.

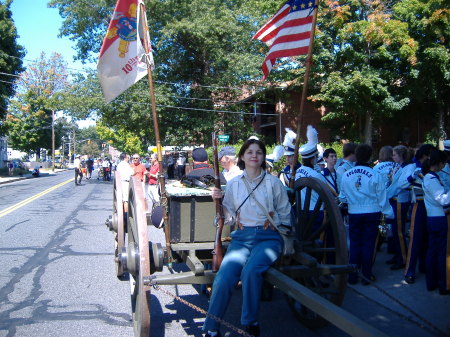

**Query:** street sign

left=217, top=134, right=230, bottom=142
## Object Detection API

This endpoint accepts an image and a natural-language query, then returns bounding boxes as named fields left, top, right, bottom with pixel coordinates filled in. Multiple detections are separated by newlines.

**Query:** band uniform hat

left=444, top=140, right=450, bottom=152
left=298, top=125, right=319, bottom=159
left=283, top=128, right=297, bottom=156
left=317, top=155, right=325, bottom=166
left=218, top=146, right=235, bottom=160
left=266, top=154, right=275, bottom=168
left=192, top=147, right=208, bottom=162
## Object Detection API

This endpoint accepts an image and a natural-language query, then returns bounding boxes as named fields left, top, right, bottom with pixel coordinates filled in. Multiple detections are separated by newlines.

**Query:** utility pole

left=51, top=110, right=55, bottom=172
left=73, top=128, right=76, bottom=162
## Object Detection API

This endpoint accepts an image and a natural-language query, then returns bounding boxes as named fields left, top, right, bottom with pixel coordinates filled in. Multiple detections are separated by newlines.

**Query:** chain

left=152, top=284, right=254, bottom=337
left=355, top=271, right=448, bottom=337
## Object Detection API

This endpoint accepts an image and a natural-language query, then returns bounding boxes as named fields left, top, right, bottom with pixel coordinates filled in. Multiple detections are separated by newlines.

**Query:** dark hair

left=415, top=144, right=435, bottom=162
left=355, top=144, right=372, bottom=164
left=237, top=139, right=267, bottom=170
left=323, top=148, right=337, bottom=158
left=302, top=156, right=315, bottom=168
left=393, top=145, right=408, bottom=163
left=378, top=146, right=393, bottom=162
left=343, top=143, right=357, bottom=158
left=119, top=153, right=127, bottom=161
left=422, top=149, right=447, bottom=174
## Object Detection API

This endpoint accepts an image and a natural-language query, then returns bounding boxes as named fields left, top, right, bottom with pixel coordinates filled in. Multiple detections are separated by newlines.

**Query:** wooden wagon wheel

left=285, top=177, right=348, bottom=329
left=113, top=171, right=126, bottom=279
left=126, top=177, right=151, bottom=337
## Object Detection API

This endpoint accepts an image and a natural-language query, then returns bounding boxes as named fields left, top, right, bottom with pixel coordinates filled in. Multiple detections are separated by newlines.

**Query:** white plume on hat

left=283, top=128, right=297, bottom=156
left=272, top=145, right=285, bottom=162
left=248, top=135, right=259, bottom=140
left=299, top=125, right=319, bottom=159
left=283, top=128, right=296, bottom=147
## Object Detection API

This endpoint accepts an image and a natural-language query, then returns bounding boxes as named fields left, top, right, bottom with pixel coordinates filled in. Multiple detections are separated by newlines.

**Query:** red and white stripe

left=253, top=2, right=315, bottom=80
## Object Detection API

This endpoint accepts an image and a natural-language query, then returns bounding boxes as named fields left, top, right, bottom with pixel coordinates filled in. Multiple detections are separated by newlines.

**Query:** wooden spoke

left=127, top=177, right=151, bottom=337
left=285, top=177, right=348, bottom=329
left=113, top=172, right=126, bottom=279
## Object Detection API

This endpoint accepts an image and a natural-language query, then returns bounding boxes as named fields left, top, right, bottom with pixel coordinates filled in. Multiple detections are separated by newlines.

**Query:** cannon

left=106, top=172, right=388, bottom=337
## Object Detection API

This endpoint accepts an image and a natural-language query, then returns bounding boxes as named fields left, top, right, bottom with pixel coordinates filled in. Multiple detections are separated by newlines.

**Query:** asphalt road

left=0, top=170, right=449, bottom=337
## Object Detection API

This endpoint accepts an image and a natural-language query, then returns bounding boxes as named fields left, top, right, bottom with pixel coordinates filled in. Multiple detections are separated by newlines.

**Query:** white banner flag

left=97, top=0, right=154, bottom=103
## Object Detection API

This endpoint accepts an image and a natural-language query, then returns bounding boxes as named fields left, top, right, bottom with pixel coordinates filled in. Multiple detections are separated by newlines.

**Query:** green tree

left=393, top=0, right=449, bottom=143
left=49, top=0, right=280, bottom=146
left=6, top=52, right=69, bottom=157
left=309, top=0, right=417, bottom=144
left=0, top=0, right=25, bottom=135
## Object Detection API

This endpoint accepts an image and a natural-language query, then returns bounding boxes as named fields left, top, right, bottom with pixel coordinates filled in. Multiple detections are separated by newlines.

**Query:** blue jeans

left=203, top=226, right=283, bottom=331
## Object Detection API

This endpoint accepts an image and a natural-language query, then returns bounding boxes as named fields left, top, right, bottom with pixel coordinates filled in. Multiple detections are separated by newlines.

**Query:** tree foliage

left=49, top=0, right=449, bottom=147
left=49, top=0, right=280, bottom=148
left=0, top=0, right=24, bottom=135
left=6, top=52, right=69, bottom=156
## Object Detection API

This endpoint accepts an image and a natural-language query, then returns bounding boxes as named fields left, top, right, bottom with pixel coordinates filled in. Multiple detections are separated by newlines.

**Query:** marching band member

left=336, top=142, right=357, bottom=193
left=295, top=126, right=328, bottom=222
left=399, top=144, right=435, bottom=284
left=322, top=148, right=339, bottom=197
left=422, top=149, right=450, bottom=295
left=339, top=144, right=394, bottom=285
left=373, top=146, right=396, bottom=255
left=279, top=128, right=301, bottom=187
left=437, top=140, right=450, bottom=190
left=385, top=145, right=411, bottom=270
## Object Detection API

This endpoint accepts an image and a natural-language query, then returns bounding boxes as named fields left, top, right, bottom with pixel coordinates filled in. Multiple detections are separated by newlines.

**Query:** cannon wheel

left=286, top=177, right=348, bottom=329
left=127, top=177, right=151, bottom=337
left=113, top=171, right=126, bottom=279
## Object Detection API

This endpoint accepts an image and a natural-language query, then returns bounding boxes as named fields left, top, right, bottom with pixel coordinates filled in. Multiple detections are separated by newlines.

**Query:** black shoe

left=244, top=323, right=260, bottom=337
left=439, top=289, right=450, bottom=295
left=390, top=263, right=405, bottom=271
left=385, top=258, right=396, bottom=265
left=404, top=276, right=415, bottom=284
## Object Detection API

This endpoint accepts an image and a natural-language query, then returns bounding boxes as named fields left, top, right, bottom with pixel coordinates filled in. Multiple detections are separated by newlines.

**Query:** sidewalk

left=0, top=168, right=69, bottom=185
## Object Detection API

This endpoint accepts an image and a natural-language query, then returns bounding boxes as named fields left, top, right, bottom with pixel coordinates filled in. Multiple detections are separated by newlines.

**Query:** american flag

left=253, top=0, right=316, bottom=80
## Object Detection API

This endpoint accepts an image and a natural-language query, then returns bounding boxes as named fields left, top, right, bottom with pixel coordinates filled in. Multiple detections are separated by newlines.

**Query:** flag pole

left=289, top=0, right=320, bottom=188
left=139, top=3, right=173, bottom=268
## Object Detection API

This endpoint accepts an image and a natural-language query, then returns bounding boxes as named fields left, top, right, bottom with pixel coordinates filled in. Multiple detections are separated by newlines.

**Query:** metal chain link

left=152, top=284, right=254, bottom=337
left=355, top=271, right=448, bottom=337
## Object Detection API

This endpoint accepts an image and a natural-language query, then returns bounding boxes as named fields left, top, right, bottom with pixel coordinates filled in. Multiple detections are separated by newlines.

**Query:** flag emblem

left=97, top=0, right=154, bottom=103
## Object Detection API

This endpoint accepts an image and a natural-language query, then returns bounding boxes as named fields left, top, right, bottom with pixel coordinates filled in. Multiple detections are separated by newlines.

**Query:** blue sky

left=10, top=0, right=95, bottom=73
left=10, top=0, right=96, bottom=127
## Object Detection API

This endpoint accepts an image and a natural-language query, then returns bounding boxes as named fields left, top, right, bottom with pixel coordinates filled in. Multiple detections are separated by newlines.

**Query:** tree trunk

left=363, top=110, right=373, bottom=146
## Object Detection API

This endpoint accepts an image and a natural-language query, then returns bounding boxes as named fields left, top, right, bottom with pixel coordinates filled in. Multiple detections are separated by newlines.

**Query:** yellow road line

left=0, top=178, right=74, bottom=218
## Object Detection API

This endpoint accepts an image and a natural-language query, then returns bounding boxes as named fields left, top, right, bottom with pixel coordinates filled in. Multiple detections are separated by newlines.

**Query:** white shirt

left=222, top=170, right=291, bottom=228
left=74, top=158, right=81, bottom=169
left=336, top=159, right=355, bottom=193
left=116, top=160, right=134, bottom=181
left=339, top=164, right=393, bottom=218
left=373, top=161, right=395, bottom=187
left=423, top=172, right=450, bottom=217
left=223, top=165, right=243, bottom=182
left=295, top=165, right=328, bottom=210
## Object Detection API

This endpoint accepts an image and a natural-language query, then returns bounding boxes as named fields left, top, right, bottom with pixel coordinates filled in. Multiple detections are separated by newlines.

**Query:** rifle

left=211, top=132, right=225, bottom=272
